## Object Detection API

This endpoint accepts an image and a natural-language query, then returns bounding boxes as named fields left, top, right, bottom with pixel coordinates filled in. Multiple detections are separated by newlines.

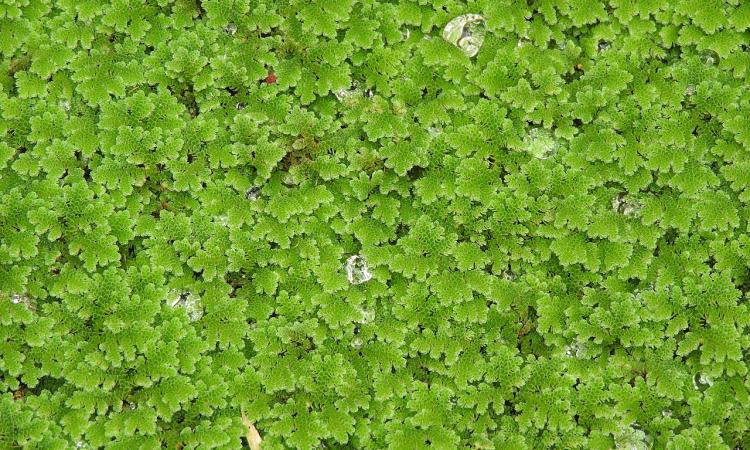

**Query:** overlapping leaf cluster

left=2, top=0, right=750, bottom=449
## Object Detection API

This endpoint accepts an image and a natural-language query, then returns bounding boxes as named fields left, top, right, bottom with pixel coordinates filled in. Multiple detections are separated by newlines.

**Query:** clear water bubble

left=402, top=27, right=411, bottom=40
left=662, top=410, right=672, bottom=418
left=225, top=23, right=238, bottom=35
left=60, top=100, right=71, bottom=111
left=612, top=192, right=642, bottom=217
left=236, top=102, right=246, bottom=110
left=170, top=291, right=203, bottom=321
left=427, top=127, right=442, bottom=137
left=334, top=87, right=355, bottom=102
left=597, top=40, right=610, bottom=51
left=10, top=293, right=32, bottom=309
left=282, top=172, right=297, bottom=186
left=614, top=424, right=651, bottom=450
left=123, top=401, right=137, bottom=410
left=246, top=186, right=261, bottom=201
left=351, top=336, right=363, bottom=349
left=524, top=127, right=558, bottom=159
left=217, top=215, right=230, bottom=227
left=517, top=36, right=531, bottom=48
left=346, top=255, right=372, bottom=285
left=335, top=82, right=369, bottom=103
left=564, top=342, right=586, bottom=358
left=358, top=308, right=376, bottom=324
left=701, top=50, right=719, bottom=66
left=685, top=84, right=696, bottom=97
left=692, top=372, right=713, bottom=391
left=442, top=14, right=486, bottom=57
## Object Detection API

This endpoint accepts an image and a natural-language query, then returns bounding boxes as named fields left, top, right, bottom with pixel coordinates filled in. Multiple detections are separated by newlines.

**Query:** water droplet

left=357, top=308, right=375, bottom=324
left=335, top=89, right=353, bottom=101
left=597, top=40, right=610, bottom=51
left=335, top=81, right=362, bottom=103
left=427, top=127, right=442, bottom=137
left=661, top=410, right=672, bottom=418
left=566, top=341, right=590, bottom=358
left=170, top=291, right=203, bottom=321
left=442, top=14, right=486, bottom=57
left=701, top=50, right=719, bottom=66
left=692, top=372, right=713, bottom=391
left=246, top=186, right=261, bottom=200
left=225, top=23, right=238, bottom=35
left=502, top=268, right=516, bottom=281
left=346, top=255, right=372, bottom=285
left=402, top=27, right=411, bottom=40
left=217, top=215, right=230, bottom=227
left=612, top=192, right=642, bottom=217
left=351, top=336, right=363, bottom=349
left=10, top=293, right=32, bottom=308
left=614, top=424, right=650, bottom=450
left=685, top=84, right=696, bottom=97
left=524, top=127, right=558, bottom=159
left=60, top=100, right=70, bottom=111
left=517, top=36, right=531, bottom=48
left=236, top=102, right=246, bottom=110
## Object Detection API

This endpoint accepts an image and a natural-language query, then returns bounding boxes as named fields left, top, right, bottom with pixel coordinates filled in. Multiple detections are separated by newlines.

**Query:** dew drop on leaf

left=614, top=424, right=651, bottom=450
left=442, top=14, right=486, bottom=57
left=246, top=186, right=261, bottom=200
left=359, top=309, right=375, bottom=323
left=701, top=50, right=719, bottom=66
left=692, top=372, right=713, bottom=391
left=335, top=81, right=361, bottom=103
left=524, top=127, right=558, bottom=159
left=170, top=291, right=203, bottom=321
left=10, top=293, right=32, bottom=308
left=346, top=255, right=372, bottom=285
left=612, top=192, right=642, bottom=217
left=564, top=342, right=586, bottom=358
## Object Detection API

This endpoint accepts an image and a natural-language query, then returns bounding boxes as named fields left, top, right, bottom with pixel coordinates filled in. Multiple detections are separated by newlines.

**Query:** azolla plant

left=1, top=1, right=749, bottom=449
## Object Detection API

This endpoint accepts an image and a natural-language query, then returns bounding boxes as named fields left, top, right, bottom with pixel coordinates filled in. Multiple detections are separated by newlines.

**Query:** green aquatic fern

left=2, top=0, right=750, bottom=449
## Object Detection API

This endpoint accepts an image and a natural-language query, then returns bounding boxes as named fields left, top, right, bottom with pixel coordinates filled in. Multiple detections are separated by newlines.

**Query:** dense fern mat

left=2, top=0, right=750, bottom=449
